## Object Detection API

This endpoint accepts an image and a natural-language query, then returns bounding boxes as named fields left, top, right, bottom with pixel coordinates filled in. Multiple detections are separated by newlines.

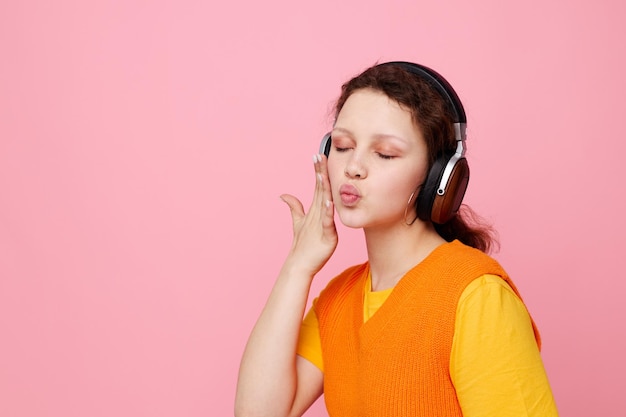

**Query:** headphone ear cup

left=431, top=157, right=469, bottom=224
left=416, top=155, right=470, bottom=224
left=320, top=133, right=332, bottom=157
left=416, top=156, right=449, bottom=222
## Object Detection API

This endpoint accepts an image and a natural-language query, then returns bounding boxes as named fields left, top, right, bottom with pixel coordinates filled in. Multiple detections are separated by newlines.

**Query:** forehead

left=335, top=89, right=422, bottom=142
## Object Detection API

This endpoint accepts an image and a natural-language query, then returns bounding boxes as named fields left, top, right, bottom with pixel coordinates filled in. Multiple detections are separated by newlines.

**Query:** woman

left=235, top=61, right=558, bottom=416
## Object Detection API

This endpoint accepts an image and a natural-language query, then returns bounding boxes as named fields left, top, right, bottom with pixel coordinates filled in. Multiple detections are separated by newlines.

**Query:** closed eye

left=377, top=152, right=395, bottom=160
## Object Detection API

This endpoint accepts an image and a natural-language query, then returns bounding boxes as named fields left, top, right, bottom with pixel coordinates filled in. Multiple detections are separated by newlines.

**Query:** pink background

left=1, top=1, right=624, bottom=416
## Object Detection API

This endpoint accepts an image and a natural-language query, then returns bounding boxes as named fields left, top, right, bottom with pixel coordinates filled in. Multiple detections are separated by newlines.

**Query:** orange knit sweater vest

left=315, top=240, right=540, bottom=417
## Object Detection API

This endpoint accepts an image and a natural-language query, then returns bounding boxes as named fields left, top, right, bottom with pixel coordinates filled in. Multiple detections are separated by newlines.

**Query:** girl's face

left=327, top=88, right=430, bottom=231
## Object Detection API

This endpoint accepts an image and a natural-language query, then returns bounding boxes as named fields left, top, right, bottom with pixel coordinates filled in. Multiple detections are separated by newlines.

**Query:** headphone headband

left=381, top=61, right=466, bottom=125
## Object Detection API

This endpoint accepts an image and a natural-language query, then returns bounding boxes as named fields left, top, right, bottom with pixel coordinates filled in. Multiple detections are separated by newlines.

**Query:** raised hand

left=280, top=153, right=338, bottom=277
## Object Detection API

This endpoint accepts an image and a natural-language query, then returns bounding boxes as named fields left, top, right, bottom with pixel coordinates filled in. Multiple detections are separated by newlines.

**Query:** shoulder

left=321, top=262, right=368, bottom=293
left=447, top=240, right=500, bottom=264
left=316, top=262, right=368, bottom=310
left=455, top=273, right=542, bottom=348
left=437, top=240, right=507, bottom=278
left=458, top=274, right=519, bottom=306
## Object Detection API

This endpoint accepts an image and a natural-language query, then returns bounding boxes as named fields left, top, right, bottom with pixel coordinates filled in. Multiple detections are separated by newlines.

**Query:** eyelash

left=334, top=147, right=395, bottom=160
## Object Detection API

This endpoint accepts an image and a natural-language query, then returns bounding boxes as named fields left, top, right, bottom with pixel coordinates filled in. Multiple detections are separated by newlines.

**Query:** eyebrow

left=331, top=127, right=409, bottom=145
left=331, top=127, right=353, bottom=136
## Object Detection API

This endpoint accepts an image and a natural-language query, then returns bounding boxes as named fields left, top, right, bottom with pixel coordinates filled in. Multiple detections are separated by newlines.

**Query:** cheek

left=403, top=158, right=430, bottom=193
left=326, top=159, right=342, bottom=190
left=380, top=182, right=415, bottom=208
left=387, top=167, right=425, bottom=196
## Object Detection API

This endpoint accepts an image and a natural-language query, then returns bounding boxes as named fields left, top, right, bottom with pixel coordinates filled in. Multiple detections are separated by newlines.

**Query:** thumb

left=279, top=194, right=305, bottom=222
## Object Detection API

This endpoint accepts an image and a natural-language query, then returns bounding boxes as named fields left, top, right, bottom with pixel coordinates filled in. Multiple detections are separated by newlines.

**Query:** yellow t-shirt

left=297, top=274, right=558, bottom=417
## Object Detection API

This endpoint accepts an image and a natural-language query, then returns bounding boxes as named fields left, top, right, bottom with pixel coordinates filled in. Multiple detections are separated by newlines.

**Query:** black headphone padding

left=416, top=154, right=450, bottom=221
left=320, top=132, right=331, bottom=157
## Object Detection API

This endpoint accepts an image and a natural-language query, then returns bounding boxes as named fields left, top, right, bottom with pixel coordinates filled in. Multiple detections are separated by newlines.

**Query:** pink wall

left=1, top=1, right=624, bottom=416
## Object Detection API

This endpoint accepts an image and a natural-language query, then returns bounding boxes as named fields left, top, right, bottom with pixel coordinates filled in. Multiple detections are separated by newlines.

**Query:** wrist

left=280, top=256, right=318, bottom=281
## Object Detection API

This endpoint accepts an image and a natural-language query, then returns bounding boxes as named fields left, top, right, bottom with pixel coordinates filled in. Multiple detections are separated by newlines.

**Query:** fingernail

left=317, top=173, right=323, bottom=183
left=325, top=200, right=331, bottom=208
left=313, top=154, right=318, bottom=163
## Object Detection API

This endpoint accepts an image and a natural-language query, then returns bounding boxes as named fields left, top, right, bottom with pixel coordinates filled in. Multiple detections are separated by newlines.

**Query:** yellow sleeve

left=296, top=300, right=324, bottom=372
left=450, top=275, right=559, bottom=417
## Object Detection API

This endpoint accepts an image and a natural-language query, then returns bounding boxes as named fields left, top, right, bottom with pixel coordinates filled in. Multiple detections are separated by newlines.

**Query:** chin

left=336, top=211, right=367, bottom=229
left=337, top=208, right=405, bottom=231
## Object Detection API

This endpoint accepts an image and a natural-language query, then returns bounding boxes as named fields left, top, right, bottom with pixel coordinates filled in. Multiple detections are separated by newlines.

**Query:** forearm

left=235, top=260, right=315, bottom=417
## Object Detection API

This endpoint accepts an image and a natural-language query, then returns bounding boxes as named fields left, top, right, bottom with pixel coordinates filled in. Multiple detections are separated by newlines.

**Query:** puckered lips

left=339, top=184, right=361, bottom=206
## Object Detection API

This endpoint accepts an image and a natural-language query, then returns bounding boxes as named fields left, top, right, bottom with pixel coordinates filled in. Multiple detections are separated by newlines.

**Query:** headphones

left=319, top=61, right=469, bottom=224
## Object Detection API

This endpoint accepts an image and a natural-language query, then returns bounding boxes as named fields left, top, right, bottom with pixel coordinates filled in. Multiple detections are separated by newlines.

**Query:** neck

left=364, top=220, right=445, bottom=291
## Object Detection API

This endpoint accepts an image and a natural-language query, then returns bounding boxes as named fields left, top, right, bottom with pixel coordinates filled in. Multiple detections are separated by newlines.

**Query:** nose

left=344, top=153, right=367, bottom=179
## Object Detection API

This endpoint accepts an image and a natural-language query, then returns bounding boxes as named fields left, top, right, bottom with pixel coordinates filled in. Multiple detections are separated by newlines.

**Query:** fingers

left=281, top=154, right=335, bottom=234
left=316, top=154, right=333, bottom=211
left=314, top=154, right=336, bottom=231
left=313, top=154, right=333, bottom=209
left=311, top=154, right=325, bottom=211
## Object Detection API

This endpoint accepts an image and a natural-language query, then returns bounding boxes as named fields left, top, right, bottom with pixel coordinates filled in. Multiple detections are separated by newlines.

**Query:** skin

left=235, top=88, right=445, bottom=417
